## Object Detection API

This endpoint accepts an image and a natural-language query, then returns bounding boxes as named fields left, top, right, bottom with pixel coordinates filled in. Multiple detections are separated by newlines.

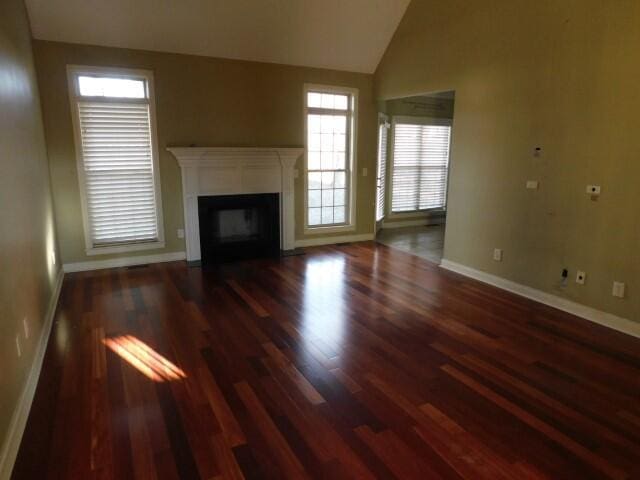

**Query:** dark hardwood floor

left=12, top=242, right=640, bottom=479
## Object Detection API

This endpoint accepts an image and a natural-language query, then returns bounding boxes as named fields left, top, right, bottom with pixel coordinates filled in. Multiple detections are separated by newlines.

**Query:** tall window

left=391, top=118, right=451, bottom=213
left=68, top=66, right=164, bottom=255
left=305, top=85, right=356, bottom=229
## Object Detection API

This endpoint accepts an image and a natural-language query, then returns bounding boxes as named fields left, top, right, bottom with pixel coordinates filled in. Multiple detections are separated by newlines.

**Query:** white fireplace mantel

left=167, top=147, right=304, bottom=262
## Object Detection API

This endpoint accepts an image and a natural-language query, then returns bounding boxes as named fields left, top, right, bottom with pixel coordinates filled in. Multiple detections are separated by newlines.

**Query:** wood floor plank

left=13, top=242, right=640, bottom=479
left=441, top=364, right=628, bottom=480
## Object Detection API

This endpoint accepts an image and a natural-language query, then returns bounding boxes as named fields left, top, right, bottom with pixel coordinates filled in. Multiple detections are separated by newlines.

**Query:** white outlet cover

left=526, top=180, right=539, bottom=190
left=493, top=248, right=503, bottom=261
left=586, top=185, right=601, bottom=195
left=177, top=229, right=185, bottom=239
left=576, top=271, right=586, bottom=285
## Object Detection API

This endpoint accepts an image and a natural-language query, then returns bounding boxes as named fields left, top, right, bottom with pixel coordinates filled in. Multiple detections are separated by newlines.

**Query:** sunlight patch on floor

left=103, top=335, right=186, bottom=382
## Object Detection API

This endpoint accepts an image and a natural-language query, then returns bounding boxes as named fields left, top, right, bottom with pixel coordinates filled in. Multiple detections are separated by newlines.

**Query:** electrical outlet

left=526, top=180, right=539, bottom=190
left=16, top=335, right=21, bottom=357
left=362, top=167, right=368, bottom=176
left=575, top=271, right=586, bottom=285
left=177, top=229, right=185, bottom=239
left=493, top=248, right=503, bottom=262
left=23, top=317, right=29, bottom=339
left=612, top=281, right=625, bottom=298
left=586, top=185, right=601, bottom=196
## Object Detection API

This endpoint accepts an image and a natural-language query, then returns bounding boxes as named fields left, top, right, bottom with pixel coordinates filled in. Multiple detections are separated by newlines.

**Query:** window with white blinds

left=376, top=119, right=389, bottom=221
left=69, top=67, right=163, bottom=255
left=304, top=85, right=357, bottom=230
left=391, top=120, right=451, bottom=213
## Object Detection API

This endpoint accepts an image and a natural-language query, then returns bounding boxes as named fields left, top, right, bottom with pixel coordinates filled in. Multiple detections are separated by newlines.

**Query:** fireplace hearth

left=198, top=193, right=280, bottom=264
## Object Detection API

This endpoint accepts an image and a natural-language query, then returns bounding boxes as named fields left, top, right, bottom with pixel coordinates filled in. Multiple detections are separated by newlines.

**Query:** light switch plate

left=612, top=281, right=625, bottom=298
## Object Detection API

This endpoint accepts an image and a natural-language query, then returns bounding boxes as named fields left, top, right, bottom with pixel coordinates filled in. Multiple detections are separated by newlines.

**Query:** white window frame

left=388, top=115, right=452, bottom=218
left=375, top=113, right=390, bottom=223
left=303, top=83, right=358, bottom=234
left=67, top=65, right=165, bottom=256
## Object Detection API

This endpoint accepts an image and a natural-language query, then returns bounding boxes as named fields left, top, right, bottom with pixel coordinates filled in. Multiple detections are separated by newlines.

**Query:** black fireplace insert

left=198, top=193, right=280, bottom=264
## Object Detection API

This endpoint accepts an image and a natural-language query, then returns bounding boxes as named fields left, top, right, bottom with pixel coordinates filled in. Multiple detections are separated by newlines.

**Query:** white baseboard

left=63, top=251, right=186, bottom=273
left=295, top=233, right=375, bottom=248
left=382, top=218, right=444, bottom=229
left=0, top=268, right=64, bottom=480
left=439, top=259, right=640, bottom=339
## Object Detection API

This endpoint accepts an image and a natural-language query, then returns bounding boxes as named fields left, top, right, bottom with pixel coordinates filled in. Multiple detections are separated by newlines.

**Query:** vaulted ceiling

left=24, top=0, right=411, bottom=74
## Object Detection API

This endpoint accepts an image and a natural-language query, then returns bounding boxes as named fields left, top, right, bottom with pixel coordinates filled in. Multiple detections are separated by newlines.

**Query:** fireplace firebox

left=198, top=193, right=280, bottom=264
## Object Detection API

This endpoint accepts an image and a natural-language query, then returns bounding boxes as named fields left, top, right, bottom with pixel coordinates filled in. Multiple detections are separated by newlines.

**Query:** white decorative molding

left=167, top=147, right=304, bottom=261
left=439, top=259, right=640, bottom=339
left=295, top=233, right=374, bottom=248
left=0, top=268, right=64, bottom=479
left=63, top=251, right=186, bottom=273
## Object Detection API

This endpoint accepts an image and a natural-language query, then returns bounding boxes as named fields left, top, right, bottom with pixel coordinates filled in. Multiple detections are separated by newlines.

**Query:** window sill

left=86, top=240, right=165, bottom=256
left=303, top=224, right=356, bottom=236
left=387, top=208, right=446, bottom=219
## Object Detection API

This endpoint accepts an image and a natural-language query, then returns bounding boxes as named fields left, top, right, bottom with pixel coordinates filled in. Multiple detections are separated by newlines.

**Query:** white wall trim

left=0, top=268, right=64, bottom=480
left=295, top=233, right=374, bottom=248
left=63, top=251, right=186, bottom=273
left=381, top=217, right=445, bottom=229
left=439, top=259, right=640, bottom=339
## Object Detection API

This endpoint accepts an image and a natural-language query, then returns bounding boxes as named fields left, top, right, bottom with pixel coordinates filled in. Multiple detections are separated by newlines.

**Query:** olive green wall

left=0, top=0, right=60, bottom=470
left=375, top=0, right=639, bottom=322
left=32, top=41, right=378, bottom=265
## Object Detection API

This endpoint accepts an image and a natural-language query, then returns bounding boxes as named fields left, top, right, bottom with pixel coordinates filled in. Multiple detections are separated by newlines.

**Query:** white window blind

left=305, top=89, right=355, bottom=228
left=391, top=122, right=451, bottom=213
left=376, top=121, right=389, bottom=221
left=70, top=68, right=163, bottom=253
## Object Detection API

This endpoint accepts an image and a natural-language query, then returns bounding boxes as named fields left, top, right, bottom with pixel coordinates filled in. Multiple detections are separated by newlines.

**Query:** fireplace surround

left=167, top=147, right=304, bottom=263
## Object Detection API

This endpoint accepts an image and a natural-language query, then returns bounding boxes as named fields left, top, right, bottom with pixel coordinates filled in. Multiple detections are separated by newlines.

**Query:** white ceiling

left=25, top=0, right=410, bottom=74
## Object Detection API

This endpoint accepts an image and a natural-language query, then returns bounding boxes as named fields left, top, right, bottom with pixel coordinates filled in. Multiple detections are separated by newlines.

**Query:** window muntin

left=69, top=67, right=163, bottom=254
left=305, top=89, right=354, bottom=228
left=391, top=121, right=451, bottom=213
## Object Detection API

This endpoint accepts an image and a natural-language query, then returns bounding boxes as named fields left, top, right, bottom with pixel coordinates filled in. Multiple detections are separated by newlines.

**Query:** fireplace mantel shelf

left=167, top=146, right=303, bottom=262
left=167, top=147, right=304, bottom=167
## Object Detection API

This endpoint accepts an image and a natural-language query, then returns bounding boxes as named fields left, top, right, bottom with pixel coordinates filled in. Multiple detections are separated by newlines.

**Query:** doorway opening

left=374, top=90, right=455, bottom=264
